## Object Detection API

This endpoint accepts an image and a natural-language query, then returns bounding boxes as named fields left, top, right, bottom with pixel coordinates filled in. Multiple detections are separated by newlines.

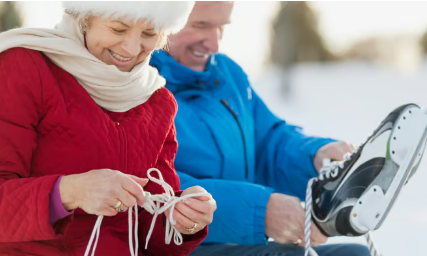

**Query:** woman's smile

left=108, top=49, right=134, bottom=67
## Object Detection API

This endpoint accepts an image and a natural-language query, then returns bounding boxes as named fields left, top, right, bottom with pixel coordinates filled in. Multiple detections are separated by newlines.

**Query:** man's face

left=167, top=1, right=234, bottom=72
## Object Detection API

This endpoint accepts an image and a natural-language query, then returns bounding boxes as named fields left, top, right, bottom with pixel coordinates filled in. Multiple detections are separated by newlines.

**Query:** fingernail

left=140, top=178, right=149, bottom=186
left=184, top=199, right=191, bottom=205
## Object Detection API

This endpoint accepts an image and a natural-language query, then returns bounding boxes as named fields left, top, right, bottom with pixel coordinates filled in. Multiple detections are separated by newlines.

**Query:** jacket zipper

left=220, top=99, right=248, bottom=179
left=116, top=122, right=128, bottom=173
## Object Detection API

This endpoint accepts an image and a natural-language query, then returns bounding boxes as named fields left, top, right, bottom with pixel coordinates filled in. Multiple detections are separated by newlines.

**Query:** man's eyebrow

left=195, top=21, right=211, bottom=26
left=111, top=20, right=131, bottom=28
left=194, top=21, right=231, bottom=26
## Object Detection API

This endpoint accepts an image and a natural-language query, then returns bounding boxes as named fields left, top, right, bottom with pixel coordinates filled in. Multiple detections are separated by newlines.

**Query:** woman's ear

left=77, top=14, right=92, bottom=35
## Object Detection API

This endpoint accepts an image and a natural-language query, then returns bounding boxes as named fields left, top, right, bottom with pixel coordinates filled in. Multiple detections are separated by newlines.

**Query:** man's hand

left=265, top=193, right=327, bottom=247
left=314, top=141, right=355, bottom=171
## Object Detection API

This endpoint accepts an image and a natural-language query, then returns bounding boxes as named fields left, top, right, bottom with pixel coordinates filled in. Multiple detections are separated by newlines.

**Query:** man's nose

left=202, top=27, right=222, bottom=53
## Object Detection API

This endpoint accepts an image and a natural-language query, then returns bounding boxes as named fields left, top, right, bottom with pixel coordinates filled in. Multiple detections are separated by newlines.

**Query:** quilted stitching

left=0, top=48, right=207, bottom=255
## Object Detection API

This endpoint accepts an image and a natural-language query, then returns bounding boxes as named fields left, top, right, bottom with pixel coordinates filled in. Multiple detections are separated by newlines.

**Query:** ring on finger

left=114, top=200, right=125, bottom=212
left=186, top=222, right=198, bottom=234
left=293, top=238, right=302, bottom=245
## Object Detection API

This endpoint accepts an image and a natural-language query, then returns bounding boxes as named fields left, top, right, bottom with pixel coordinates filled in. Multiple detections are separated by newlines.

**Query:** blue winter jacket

left=150, top=50, right=336, bottom=246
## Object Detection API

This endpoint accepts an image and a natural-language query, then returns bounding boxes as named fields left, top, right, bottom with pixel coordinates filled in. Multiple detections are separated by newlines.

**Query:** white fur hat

left=63, top=1, right=195, bottom=35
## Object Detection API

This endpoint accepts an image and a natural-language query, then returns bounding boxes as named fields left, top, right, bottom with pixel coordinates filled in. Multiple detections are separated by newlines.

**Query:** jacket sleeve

left=139, top=123, right=208, bottom=256
left=178, top=171, right=274, bottom=245
left=251, top=88, right=337, bottom=200
left=0, top=48, right=74, bottom=243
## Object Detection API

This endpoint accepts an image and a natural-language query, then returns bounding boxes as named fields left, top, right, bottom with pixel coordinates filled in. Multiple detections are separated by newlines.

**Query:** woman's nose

left=121, top=36, right=143, bottom=57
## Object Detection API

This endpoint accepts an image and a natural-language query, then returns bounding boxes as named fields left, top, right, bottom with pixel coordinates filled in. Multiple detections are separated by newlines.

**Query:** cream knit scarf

left=0, top=13, right=165, bottom=112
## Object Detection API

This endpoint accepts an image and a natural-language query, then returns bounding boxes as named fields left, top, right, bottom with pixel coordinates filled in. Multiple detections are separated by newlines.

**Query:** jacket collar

left=150, top=50, right=226, bottom=94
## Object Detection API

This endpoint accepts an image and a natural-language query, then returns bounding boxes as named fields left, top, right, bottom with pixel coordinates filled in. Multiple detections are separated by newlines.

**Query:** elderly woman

left=0, top=2, right=216, bottom=256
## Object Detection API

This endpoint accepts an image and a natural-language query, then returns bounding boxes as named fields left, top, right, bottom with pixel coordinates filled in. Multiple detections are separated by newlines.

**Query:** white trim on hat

left=63, top=1, right=194, bottom=34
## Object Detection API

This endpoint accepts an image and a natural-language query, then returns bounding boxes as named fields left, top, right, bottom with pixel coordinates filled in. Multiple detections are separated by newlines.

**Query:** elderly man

left=150, top=2, right=371, bottom=256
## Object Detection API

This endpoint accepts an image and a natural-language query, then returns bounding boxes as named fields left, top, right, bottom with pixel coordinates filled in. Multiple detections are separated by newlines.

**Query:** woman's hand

left=164, top=186, right=217, bottom=235
left=59, top=169, right=149, bottom=216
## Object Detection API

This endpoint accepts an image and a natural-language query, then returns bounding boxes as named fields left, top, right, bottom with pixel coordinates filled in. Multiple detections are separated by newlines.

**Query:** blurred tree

left=343, top=34, right=420, bottom=72
left=0, top=1, right=22, bottom=32
left=270, top=2, right=335, bottom=97
left=420, top=31, right=427, bottom=56
left=270, top=1, right=335, bottom=66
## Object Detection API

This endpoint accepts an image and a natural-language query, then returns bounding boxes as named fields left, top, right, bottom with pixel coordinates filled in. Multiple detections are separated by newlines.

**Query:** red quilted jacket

left=0, top=48, right=207, bottom=256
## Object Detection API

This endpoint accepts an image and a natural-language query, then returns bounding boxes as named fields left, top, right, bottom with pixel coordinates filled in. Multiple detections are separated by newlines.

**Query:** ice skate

left=304, top=103, right=427, bottom=256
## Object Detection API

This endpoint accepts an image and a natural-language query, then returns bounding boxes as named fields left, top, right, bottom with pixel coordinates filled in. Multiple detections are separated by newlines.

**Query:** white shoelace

left=304, top=153, right=381, bottom=256
left=84, top=168, right=211, bottom=256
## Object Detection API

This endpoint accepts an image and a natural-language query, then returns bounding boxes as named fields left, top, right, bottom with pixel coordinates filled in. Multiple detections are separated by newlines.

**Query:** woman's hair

left=65, top=10, right=168, bottom=50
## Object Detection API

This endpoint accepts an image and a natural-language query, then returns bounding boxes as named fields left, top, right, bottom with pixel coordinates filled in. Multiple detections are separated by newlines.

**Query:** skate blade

left=374, top=125, right=427, bottom=229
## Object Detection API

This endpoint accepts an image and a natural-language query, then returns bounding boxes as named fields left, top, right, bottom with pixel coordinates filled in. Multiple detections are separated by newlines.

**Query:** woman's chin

left=118, top=59, right=147, bottom=72
left=104, top=60, right=133, bottom=72
left=103, top=56, right=146, bottom=72
left=116, top=65, right=132, bottom=72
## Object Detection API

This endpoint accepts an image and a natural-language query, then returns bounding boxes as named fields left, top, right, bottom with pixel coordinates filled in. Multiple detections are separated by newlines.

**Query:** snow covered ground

left=253, top=61, right=427, bottom=256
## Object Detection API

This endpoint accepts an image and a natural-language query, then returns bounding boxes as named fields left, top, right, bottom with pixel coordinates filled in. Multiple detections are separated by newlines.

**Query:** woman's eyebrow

left=111, top=20, right=131, bottom=28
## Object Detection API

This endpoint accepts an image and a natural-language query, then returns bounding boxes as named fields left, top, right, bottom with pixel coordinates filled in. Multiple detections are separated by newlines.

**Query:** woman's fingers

left=127, top=175, right=149, bottom=188
left=179, top=186, right=215, bottom=228
left=165, top=206, right=196, bottom=229
left=170, top=220, right=193, bottom=234
left=181, top=186, right=211, bottom=201
left=165, top=208, right=206, bottom=235
left=101, top=207, right=119, bottom=217
left=184, top=198, right=216, bottom=213
left=71, top=169, right=148, bottom=216
left=117, top=173, right=146, bottom=206
left=175, top=201, right=206, bottom=224
left=190, top=195, right=212, bottom=201
left=111, top=185, right=137, bottom=208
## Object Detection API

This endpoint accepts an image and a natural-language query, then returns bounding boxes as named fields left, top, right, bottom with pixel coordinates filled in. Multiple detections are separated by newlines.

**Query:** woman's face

left=85, top=16, right=160, bottom=72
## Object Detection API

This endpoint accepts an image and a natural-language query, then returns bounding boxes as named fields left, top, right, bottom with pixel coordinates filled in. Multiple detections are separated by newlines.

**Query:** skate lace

left=84, top=168, right=211, bottom=256
left=318, top=152, right=352, bottom=180
left=304, top=151, right=382, bottom=256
